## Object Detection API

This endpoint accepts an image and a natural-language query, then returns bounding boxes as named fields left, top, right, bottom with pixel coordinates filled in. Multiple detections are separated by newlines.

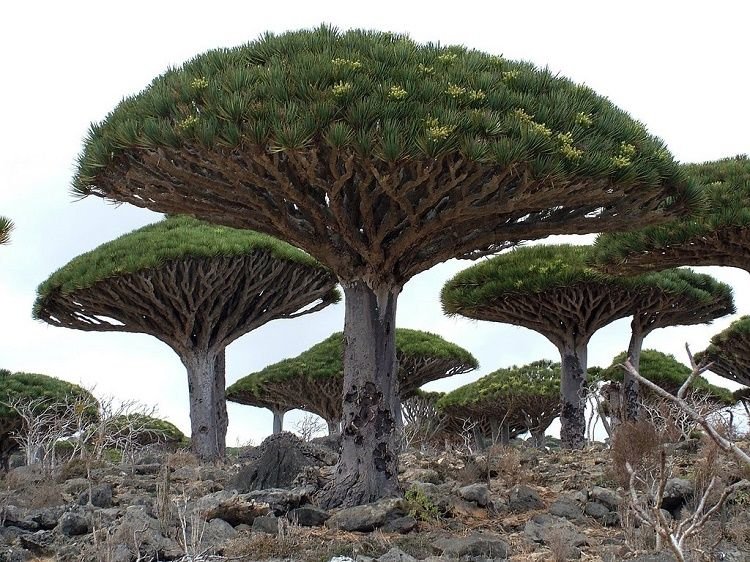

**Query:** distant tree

left=0, top=217, right=12, bottom=245
left=438, top=360, right=560, bottom=449
left=0, top=370, right=96, bottom=470
left=441, top=244, right=730, bottom=448
left=71, top=27, right=696, bottom=505
left=621, top=270, right=734, bottom=421
left=401, top=390, right=447, bottom=450
left=595, top=156, right=750, bottom=274
left=33, top=216, right=338, bottom=461
left=226, top=329, right=477, bottom=434
left=697, top=316, right=750, bottom=387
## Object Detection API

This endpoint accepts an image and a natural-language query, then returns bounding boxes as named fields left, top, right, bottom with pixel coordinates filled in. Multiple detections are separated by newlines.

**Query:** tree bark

left=327, top=419, right=341, bottom=435
left=499, top=422, right=510, bottom=445
left=321, top=280, right=401, bottom=508
left=530, top=429, right=545, bottom=449
left=182, top=349, right=228, bottom=462
left=623, top=328, right=644, bottom=422
left=559, top=344, right=588, bottom=449
left=271, top=407, right=285, bottom=434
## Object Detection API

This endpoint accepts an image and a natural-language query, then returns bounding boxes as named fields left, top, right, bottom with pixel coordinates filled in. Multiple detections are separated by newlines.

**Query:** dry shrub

left=545, top=527, right=570, bottom=562
left=166, top=449, right=199, bottom=468
left=492, top=445, right=526, bottom=486
left=56, top=457, right=88, bottom=482
left=609, top=419, right=663, bottom=487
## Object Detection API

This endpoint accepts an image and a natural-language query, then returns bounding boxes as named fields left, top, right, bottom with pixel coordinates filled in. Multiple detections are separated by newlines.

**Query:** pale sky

left=1, top=1, right=748, bottom=445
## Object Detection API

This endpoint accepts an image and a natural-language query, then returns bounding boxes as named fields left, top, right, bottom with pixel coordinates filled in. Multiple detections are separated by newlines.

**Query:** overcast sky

left=1, top=1, right=749, bottom=445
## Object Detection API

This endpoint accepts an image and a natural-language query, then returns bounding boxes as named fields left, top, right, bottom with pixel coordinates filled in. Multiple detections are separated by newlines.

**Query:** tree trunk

left=321, top=280, right=400, bottom=508
left=327, top=419, right=341, bottom=435
left=530, top=429, right=545, bottom=449
left=499, top=422, right=510, bottom=445
left=182, top=349, right=228, bottom=462
left=623, top=329, right=644, bottom=422
left=559, top=344, right=588, bottom=449
left=271, top=407, right=285, bottom=434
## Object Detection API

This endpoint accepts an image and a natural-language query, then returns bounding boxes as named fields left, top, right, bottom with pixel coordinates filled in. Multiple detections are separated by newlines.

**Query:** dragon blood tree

left=437, top=360, right=559, bottom=448
left=0, top=217, right=12, bottom=245
left=441, top=244, right=730, bottom=448
left=33, top=216, right=339, bottom=461
left=595, top=156, right=750, bottom=274
left=697, top=316, right=750, bottom=388
left=601, top=349, right=734, bottom=407
left=620, top=269, right=734, bottom=421
left=226, top=329, right=477, bottom=435
left=0, top=369, right=95, bottom=470
left=71, top=27, right=695, bottom=505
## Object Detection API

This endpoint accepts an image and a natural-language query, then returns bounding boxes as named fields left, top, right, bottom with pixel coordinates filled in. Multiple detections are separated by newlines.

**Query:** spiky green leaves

left=698, top=316, right=750, bottom=387
left=0, top=216, right=13, bottom=245
left=594, top=156, right=750, bottom=272
left=74, top=26, right=682, bottom=195
left=0, top=371, right=96, bottom=420
left=34, top=215, right=337, bottom=308
left=601, top=350, right=734, bottom=405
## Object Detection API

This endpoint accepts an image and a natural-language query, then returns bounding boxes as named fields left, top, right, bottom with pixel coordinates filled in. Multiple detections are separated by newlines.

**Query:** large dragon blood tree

left=33, top=216, right=339, bottom=461
left=595, top=156, right=750, bottom=274
left=70, top=27, right=696, bottom=505
left=0, top=217, right=13, bottom=245
left=226, top=328, right=477, bottom=435
left=441, top=244, right=731, bottom=448
left=438, top=360, right=561, bottom=449
left=620, top=269, right=734, bottom=421
left=0, top=370, right=96, bottom=470
left=696, top=316, right=750, bottom=388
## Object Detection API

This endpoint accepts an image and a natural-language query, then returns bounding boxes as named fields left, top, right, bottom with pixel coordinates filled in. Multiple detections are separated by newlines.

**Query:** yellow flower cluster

left=176, top=115, right=200, bottom=131
left=557, top=132, right=582, bottom=160
left=417, top=63, right=435, bottom=75
left=331, top=81, right=353, bottom=97
left=467, top=89, right=486, bottom=102
left=502, top=70, right=520, bottom=80
left=437, top=52, right=458, bottom=63
left=331, top=58, right=362, bottom=70
left=612, top=142, right=637, bottom=168
left=388, top=85, right=408, bottom=100
left=424, top=117, right=456, bottom=140
left=445, top=83, right=466, bottom=98
left=575, top=112, right=593, bottom=127
left=190, top=77, right=209, bottom=90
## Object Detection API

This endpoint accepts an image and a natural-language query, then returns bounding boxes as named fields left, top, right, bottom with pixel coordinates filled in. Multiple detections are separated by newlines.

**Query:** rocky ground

left=1, top=432, right=749, bottom=562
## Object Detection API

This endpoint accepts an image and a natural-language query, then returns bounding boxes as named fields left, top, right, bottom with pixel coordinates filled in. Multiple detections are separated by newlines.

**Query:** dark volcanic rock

left=287, top=505, right=330, bottom=527
left=508, top=484, right=544, bottom=512
left=230, top=432, right=337, bottom=492
left=78, top=483, right=113, bottom=508
left=326, top=498, right=405, bottom=532
left=433, top=532, right=509, bottom=558
left=252, top=515, right=280, bottom=534
left=58, top=509, right=90, bottom=536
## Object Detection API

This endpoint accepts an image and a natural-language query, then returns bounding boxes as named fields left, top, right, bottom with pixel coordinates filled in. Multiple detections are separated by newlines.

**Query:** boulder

left=110, top=506, right=182, bottom=560
left=245, top=486, right=315, bottom=515
left=251, top=515, right=280, bottom=534
left=18, top=530, right=55, bottom=556
left=589, top=486, right=620, bottom=510
left=433, top=533, right=509, bottom=558
left=548, top=497, right=584, bottom=521
left=199, top=491, right=270, bottom=526
left=377, top=547, right=418, bottom=562
left=230, top=432, right=337, bottom=492
left=326, top=499, right=405, bottom=532
left=524, top=513, right=588, bottom=548
left=204, top=518, right=237, bottom=545
left=380, top=516, right=417, bottom=534
left=661, top=478, right=694, bottom=516
left=288, top=505, right=330, bottom=527
left=58, top=509, right=90, bottom=536
left=584, top=501, right=610, bottom=519
left=458, top=483, right=491, bottom=507
left=78, top=483, right=113, bottom=508
left=508, top=485, right=544, bottom=512
left=28, top=506, right=65, bottom=530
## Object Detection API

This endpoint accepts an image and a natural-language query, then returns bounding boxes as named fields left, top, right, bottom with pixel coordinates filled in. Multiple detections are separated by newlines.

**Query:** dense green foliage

left=697, top=316, right=750, bottom=386
left=438, top=360, right=560, bottom=409
left=74, top=26, right=686, bottom=196
left=441, top=244, right=728, bottom=314
left=0, top=217, right=12, bottom=245
left=226, top=329, right=477, bottom=397
left=594, top=156, right=750, bottom=266
left=0, top=370, right=96, bottom=420
left=34, top=215, right=337, bottom=306
left=109, top=414, right=186, bottom=444
left=600, top=350, right=734, bottom=405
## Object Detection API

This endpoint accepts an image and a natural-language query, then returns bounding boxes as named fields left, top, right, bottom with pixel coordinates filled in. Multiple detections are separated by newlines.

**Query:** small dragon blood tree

left=697, top=316, right=750, bottom=388
left=33, top=216, right=339, bottom=461
left=226, top=329, right=477, bottom=435
left=0, top=217, right=12, bottom=245
left=438, top=360, right=560, bottom=448
left=70, top=26, right=695, bottom=504
left=441, top=244, right=731, bottom=448
left=595, top=156, right=750, bottom=274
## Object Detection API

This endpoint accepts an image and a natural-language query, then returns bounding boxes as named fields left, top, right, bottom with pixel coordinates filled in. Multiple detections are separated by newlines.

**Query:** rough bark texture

left=560, top=345, right=588, bottom=450
left=272, top=408, right=285, bottom=435
left=183, top=351, right=227, bottom=462
left=321, top=281, right=400, bottom=508
left=327, top=420, right=341, bottom=435
left=624, top=331, right=644, bottom=422
left=36, top=254, right=337, bottom=462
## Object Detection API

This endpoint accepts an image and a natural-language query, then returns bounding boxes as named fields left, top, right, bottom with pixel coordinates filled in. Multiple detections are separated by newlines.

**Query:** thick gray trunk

left=183, top=349, right=227, bottom=462
left=271, top=408, right=285, bottom=434
left=623, top=330, right=644, bottom=422
left=327, top=419, right=341, bottom=435
left=322, top=281, right=400, bottom=508
left=559, top=345, right=588, bottom=449
left=530, top=429, right=545, bottom=449
left=499, top=422, right=510, bottom=445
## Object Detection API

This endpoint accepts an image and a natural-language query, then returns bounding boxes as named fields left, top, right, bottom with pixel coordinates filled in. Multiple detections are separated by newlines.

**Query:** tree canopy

left=600, top=350, right=734, bottom=405
left=697, top=316, right=750, bottom=387
left=226, top=329, right=478, bottom=428
left=594, top=156, right=750, bottom=273
left=0, top=217, right=12, bottom=245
